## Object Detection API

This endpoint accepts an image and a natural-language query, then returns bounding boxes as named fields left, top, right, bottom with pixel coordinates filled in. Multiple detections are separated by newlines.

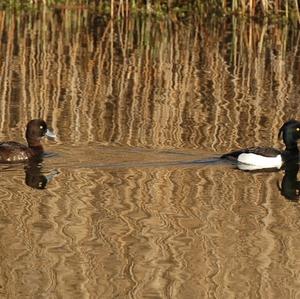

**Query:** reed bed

left=0, top=1, right=300, bottom=23
left=0, top=9, right=299, bottom=152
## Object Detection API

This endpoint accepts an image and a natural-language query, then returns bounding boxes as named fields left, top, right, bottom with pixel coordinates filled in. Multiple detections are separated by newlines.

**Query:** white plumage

left=237, top=153, right=282, bottom=169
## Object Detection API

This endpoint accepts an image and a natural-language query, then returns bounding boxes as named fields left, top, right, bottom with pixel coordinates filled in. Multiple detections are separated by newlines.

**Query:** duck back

left=0, top=142, right=31, bottom=162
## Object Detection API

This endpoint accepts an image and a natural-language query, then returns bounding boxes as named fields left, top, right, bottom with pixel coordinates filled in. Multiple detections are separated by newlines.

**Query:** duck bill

left=46, top=129, right=56, bottom=140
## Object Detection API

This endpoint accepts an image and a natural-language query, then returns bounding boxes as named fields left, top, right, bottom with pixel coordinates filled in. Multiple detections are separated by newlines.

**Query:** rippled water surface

left=1, top=8, right=300, bottom=298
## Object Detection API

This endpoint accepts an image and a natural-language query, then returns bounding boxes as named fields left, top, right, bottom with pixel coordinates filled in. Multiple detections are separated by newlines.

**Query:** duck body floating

left=221, top=120, right=300, bottom=169
left=0, top=119, right=56, bottom=163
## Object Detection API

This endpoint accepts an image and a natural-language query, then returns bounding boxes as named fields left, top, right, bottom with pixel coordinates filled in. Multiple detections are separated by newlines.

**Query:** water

left=0, top=8, right=300, bottom=298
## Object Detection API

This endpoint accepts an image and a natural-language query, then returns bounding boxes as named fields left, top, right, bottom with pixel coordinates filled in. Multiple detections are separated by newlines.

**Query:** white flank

left=237, top=153, right=282, bottom=169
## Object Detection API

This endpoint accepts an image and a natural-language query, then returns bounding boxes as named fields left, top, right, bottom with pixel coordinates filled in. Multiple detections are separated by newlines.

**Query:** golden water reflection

left=0, top=7, right=300, bottom=298
left=2, top=157, right=300, bottom=298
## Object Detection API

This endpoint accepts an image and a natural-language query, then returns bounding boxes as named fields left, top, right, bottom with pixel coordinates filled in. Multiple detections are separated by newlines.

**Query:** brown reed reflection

left=1, top=161, right=299, bottom=298
left=0, top=10, right=299, bottom=151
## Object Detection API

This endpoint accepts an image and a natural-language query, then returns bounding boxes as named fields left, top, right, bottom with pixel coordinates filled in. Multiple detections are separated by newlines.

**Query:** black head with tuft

left=278, top=119, right=300, bottom=151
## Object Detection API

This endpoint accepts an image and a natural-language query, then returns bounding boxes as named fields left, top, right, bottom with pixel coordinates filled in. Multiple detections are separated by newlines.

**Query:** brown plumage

left=0, top=119, right=55, bottom=163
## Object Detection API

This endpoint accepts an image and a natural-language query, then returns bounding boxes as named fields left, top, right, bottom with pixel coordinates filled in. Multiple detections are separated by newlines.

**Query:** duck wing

left=0, top=142, right=29, bottom=162
left=0, top=141, right=27, bottom=148
left=221, top=147, right=281, bottom=160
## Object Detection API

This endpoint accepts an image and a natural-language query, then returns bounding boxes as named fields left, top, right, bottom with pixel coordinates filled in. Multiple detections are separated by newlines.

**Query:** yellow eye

left=297, top=128, right=300, bottom=131
left=40, top=125, right=44, bottom=130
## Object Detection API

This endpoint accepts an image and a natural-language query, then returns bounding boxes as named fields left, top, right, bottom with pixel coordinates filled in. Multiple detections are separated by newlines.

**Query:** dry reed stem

left=1, top=1, right=300, bottom=23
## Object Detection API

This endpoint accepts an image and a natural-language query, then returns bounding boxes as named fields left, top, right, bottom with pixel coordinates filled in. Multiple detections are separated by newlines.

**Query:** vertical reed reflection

left=2, top=165, right=300, bottom=297
left=0, top=11, right=299, bottom=150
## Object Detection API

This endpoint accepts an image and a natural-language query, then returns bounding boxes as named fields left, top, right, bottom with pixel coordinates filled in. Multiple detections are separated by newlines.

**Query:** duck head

left=278, top=120, right=300, bottom=151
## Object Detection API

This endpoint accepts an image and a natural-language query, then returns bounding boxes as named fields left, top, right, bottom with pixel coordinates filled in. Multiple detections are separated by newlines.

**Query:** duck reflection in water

left=278, top=161, right=300, bottom=201
left=24, top=157, right=59, bottom=189
left=237, top=160, right=300, bottom=201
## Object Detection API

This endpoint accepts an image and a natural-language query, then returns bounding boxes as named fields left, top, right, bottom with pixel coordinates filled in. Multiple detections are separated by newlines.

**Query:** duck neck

left=27, top=138, right=44, bottom=154
left=283, top=132, right=299, bottom=153
left=281, top=143, right=298, bottom=164
left=284, top=143, right=299, bottom=154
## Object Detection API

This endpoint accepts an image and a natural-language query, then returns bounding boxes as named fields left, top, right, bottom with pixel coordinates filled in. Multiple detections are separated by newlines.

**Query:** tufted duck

left=221, top=120, right=300, bottom=169
left=0, top=119, right=56, bottom=163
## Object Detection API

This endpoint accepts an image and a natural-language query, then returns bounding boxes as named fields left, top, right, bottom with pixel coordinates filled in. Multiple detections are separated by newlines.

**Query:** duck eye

left=296, top=128, right=300, bottom=132
left=40, top=125, right=44, bottom=130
